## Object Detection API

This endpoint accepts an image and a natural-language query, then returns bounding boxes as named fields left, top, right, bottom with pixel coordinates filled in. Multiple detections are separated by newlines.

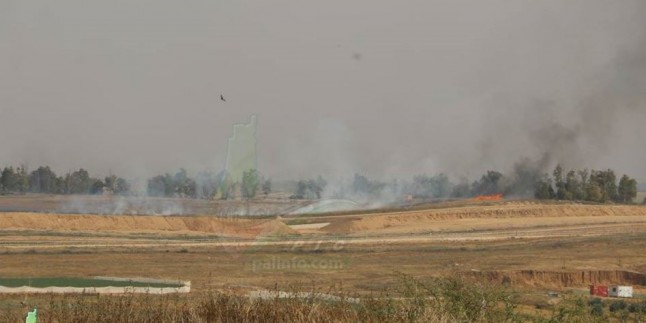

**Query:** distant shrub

left=588, top=297, right=603, bottom=307
left=590, top=303, right=604, bottom=316
left=609, top=300, right=627, bottom=312
left=628, top=303, right=646, bottom=313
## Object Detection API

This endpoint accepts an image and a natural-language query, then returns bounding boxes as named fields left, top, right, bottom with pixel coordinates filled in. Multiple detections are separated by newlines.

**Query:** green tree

left=451, top=178, right=471, bottom=198
left=147, top=170, right=195, bottom=197
left=242, top=169, right=259, bottom=199
left=114, top=177, right=130, bottom=195
left=17, top=166, right=28, bottom=192
left=411, top=174, right=432, bottom=197
left=577, top=169, right=590, bottom=200
left=65, top=169, right=92, bottom=194
left=294, top=180, right=307, bottom=199
left=586, top=181, right=604, bottom=203
left=1, top=166, right=29, bottom=193
left=564, top=170, right=580, bottom=201
left=617, top=174, right=637, bottom=203
left=471, top=171, right=503, bottom=196
left=411, top=174, right=453, bottom=198
left=553, top=164, right=566, bottom=200
left=195, top=171, right=218, bottom=199
left=310, top=179, right=325, bottom=198
left=29, top=166, right=60, bottom=193
left=262, top=178, right=272, bottom=197
left=219, top=173, right=233, bottom=200
left=90, top=179, right=105, bottom=194
left=104, top=175, right=117, bottom=192
left=534, top=175, right=555, bottom=199
left=590, top=169, right=617, bottom=202
left=506, top=158, right=542, bottom=197
left=147, top=174, right=170, bottom=197
left=103, top=175, right=130, bottom=195
left=0, top=167, right=16, bottom=193
left=293, top=178, right=326, bottom=199
left=430, top=173, right=452, bottom=198
left=174, top=169, right=196, bottom=198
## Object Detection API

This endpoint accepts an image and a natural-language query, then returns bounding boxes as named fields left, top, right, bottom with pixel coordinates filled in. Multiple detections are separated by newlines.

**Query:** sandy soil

left=2, top=202, right=646, bottom=250
left=320, top=202, right=646, bottom=234
left=0, top=212, right=296, bottom=238
left=1, top=200, right=646, bottom=295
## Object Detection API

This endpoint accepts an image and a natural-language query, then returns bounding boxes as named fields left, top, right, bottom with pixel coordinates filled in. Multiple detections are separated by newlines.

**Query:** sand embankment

left=0, top=212, right=296, bottom=238
left=323, top=202, right=646, bottom=234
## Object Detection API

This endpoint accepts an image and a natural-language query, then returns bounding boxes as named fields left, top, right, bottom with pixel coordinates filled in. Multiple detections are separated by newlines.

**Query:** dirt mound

left=249, top=219, right=299, bottom=237
left=323, top=203, right=646, bottom=234
left=0, top=213, right=297, bottom=238
left=464, top=270, right=646, bottom=288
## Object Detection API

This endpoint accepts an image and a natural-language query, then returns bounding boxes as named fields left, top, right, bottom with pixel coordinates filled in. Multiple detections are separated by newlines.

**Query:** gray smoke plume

left=1, top=0, right=645, bottom=182
left=470, top=36, right=646, bottom=177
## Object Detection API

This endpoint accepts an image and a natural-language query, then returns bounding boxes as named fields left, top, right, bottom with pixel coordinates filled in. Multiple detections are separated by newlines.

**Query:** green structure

left=224, top=115, right=257, bottom=183
left=25, top=307, right=37, bottom=323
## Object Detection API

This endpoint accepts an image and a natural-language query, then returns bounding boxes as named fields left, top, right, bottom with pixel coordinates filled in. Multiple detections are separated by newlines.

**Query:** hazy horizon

left=2, top=0, right=646, bottom=181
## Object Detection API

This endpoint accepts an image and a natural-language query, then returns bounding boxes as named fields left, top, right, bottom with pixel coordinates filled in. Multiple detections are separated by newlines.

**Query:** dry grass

left=0, top=276, right=524, bottom=323
left=1, top=199, right=646, bottom=321
left=1, top=233, right=646, bottom=295
left=3, top=276, right=642, bottom=323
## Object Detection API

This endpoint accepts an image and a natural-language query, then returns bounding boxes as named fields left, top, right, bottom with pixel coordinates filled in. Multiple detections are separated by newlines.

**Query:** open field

left=1, top=199, right=646, bottom=320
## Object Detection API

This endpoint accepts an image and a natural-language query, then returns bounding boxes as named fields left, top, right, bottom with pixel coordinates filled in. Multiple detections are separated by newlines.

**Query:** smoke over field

left=4, top=3, right=646, bottom=322
left=1, top=0, right=645, bottom=182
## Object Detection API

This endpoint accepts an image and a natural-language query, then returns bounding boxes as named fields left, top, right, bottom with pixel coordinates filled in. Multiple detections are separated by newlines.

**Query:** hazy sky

left=1, top=0, right=645, bottom=181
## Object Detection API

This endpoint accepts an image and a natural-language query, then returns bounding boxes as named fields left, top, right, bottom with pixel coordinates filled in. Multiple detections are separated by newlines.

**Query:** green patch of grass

left=0, top=277, right=183, bottom=289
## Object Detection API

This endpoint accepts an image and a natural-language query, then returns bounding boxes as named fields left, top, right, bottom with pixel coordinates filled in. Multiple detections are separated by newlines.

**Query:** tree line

left=0, top=165, right=271, bottom=200
left=0, top=166, right=129, bottom=195
left=534, top=164, right=638, bottom=203
left=147, top=169, right=270, bottom=200
left=297, top=161, right=640, bottom=204
left=284, top=159, right=546, bottom=201
left=0, top=163, right=640, bottom=204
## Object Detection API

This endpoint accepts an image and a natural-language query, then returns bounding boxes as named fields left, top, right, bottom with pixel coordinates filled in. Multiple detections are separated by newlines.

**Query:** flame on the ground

left=473, top=194, right=503, bottom=201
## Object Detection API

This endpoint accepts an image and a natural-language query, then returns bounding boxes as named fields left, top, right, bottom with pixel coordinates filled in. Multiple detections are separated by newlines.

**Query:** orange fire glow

left=473, top=194, right=503, bottom=201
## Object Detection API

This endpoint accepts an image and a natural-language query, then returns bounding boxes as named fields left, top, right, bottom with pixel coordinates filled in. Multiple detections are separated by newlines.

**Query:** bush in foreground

left=2, top=276, right=641, bottom=322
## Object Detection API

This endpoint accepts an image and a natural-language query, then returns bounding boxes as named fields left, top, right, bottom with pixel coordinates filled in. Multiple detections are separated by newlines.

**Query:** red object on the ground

left=473, top=194, right=503, bottom=201
left=590, top=285, right=609, bottom=297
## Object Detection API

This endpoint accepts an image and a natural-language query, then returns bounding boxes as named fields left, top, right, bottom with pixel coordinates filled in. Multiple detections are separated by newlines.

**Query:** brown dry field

left=1, top=199, right=646, bottom=300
